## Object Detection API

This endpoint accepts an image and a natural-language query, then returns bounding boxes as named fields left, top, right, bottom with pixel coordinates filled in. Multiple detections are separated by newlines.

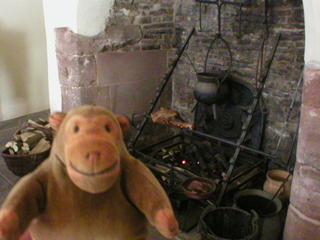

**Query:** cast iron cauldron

left=194, top=72, right=230, bottom=105
left=193, top=34, right=232, bottom=106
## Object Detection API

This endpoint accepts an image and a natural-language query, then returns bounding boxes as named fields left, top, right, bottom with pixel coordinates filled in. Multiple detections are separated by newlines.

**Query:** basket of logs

left=1, top=120, right=53, bottom=177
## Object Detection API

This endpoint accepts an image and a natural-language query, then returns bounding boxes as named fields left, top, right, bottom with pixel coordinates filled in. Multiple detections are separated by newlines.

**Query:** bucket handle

left=250, top=209, right=259, bottom=225
left=200, top=207, right=260, bottom=240
left=244, top=209, right=260, bottom=240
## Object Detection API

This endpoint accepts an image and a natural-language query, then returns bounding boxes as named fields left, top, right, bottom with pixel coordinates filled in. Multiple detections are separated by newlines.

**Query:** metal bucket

left=199, top=206, right=259, bottom=240
left=233, top=189, right=283, bottom=240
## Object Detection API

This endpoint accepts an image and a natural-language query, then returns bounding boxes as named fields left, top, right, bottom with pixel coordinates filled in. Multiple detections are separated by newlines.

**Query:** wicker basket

left=1, top=125, right=53, bottom=177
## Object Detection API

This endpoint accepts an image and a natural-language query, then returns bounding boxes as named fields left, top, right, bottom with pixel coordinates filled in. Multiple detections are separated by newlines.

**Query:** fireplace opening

left=127, top=28, right=285, bottom=233
left=131, top=74, right=270, bottom=200
left=130, top=73, right=274, bottom=230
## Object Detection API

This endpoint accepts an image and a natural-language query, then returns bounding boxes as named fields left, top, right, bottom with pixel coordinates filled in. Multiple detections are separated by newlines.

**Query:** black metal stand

left=129, top=10, right=281, bottom=208
left=196, top=0, right=250, bottom=38
left=216, top=33, right=281, bottom=206
left=129, top=27, right=195, bottom=150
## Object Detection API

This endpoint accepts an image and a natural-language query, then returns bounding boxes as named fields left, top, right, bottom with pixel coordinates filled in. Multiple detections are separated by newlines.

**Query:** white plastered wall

left=303, top=0, right=320, bottom=63
left=0, top=0, right=48, bottom=121
left=43, top=0, right=115, bottom=113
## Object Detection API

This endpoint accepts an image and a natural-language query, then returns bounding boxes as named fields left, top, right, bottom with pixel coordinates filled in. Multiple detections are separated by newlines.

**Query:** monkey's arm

left=0, top=165, right=48, bottom=240
left=122, top=156, right=179, bottom=239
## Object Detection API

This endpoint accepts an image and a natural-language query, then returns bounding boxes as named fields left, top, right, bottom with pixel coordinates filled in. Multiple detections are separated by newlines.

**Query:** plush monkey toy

left=0, top=105, right=178, bottom=240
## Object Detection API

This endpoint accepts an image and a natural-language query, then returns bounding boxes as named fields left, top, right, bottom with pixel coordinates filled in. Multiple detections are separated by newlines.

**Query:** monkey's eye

left=105, top=125, right=110, bottom=132
left=74, top=125, right=79, bottom=133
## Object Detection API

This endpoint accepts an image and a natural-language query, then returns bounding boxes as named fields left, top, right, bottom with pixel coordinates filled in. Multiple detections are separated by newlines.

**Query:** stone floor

left=0, top=110, right=200, bottom=240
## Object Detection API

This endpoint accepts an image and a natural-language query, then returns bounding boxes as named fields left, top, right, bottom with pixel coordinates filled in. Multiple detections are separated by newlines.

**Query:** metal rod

left=196, top=0, right=219, bottom=4
left=265, top=172, right=291, bottom=210
left=216, top=33, right=281, bottom=206
left=190, top=130, right=277, bottom=159
left=264, top=0, right=269, bottom=36
left=196, top=0, right=250, bottom=6
left=286, top=123, right=300, bottom=172
left=218, top=3, right=222, bottom=35
left=276, top=66, right=303, bottom=151
left=129, top=27, right=195, bottom=149
left=135, top=135, right=184, bottom=153
left=184, top=52, right=198, bottom=74
left=196, top=0, right=249, bottom=36
left=199, top=2, right=203, bottom=32
left=230, top=160, right=265, bottom=182
left=262, top=35, right=281, bottom=81
left=237, top=4, right=243, bottom=38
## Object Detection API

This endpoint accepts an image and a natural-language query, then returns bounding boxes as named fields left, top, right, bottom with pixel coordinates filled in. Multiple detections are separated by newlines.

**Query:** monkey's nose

left=86, top=151, right=102, bottom=172
left=86, top=151, right=101, bottom=162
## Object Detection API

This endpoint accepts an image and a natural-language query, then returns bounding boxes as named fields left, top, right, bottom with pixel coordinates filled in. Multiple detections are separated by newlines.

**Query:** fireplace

left=52, top=0, right=306, bottom=236
left=131, top=74, right=273, bottom=207
left=54, top=1, right=303, bottom=170
left=124, top=26, right=285, bottom=231
left=129, top=73, right=275, bottom=231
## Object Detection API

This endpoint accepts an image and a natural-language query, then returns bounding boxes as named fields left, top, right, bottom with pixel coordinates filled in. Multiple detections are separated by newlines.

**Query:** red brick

left=298, top=105, right=320, bottom=156
left=55, top=26, right=142, bottom=56
left=61, top=85, right=111, bottom=112
left=57, top=54, right=97, bottom=87
left=290, top=163, right=320, bottom=220
left=284, top=205, right=320, bottom=240
left=302, top=62, right=320, bottom=108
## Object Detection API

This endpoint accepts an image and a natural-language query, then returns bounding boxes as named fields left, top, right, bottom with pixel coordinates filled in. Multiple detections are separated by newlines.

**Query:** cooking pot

left=194, top=72, right=230, bottom=105
left=193, top=34, right=232, bottom=106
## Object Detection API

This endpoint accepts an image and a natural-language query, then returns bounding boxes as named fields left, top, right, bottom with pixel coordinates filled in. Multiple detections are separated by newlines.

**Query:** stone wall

left=56, top=0, right=305, bottom=166
left=170, top=0, right=304, bottom=167
left=284, top=61, right=320, bottom=239
left=107, top=0, right=305, bottom=166
left=109, top=0, right=175, bottom=51
left=55, top=25, right=143, bottom=111
left=56, top=0, right=177, bottom=117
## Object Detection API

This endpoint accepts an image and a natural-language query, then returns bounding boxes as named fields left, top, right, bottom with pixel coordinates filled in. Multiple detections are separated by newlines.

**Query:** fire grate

left=130, top=28, right=279, bottom=211
left=134, top=132, right=266, bottom=199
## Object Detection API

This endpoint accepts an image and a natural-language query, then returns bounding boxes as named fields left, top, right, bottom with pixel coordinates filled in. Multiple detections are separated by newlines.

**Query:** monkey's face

left=63, top=113, right=121, bottom=194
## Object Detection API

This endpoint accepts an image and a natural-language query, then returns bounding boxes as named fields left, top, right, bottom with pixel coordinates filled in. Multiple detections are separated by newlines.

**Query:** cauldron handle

left=204, top=34, right=233, bottom=85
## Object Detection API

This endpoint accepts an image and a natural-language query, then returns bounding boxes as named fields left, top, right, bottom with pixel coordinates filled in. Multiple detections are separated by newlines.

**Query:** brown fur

left=0, top=105, right=178, bottom=240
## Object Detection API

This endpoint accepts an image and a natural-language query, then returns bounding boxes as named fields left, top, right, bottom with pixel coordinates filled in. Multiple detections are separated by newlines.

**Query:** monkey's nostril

left=86, top=151, right=101, bottom=160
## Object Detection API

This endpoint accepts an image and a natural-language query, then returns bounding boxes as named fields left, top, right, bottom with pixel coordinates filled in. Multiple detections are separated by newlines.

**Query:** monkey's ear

left=49, top=112, right=67, bottom=130
left=117, top=115, right=130, bottom=133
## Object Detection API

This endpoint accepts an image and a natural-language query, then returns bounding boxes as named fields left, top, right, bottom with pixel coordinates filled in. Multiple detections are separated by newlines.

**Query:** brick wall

left=170, top=0, right=304, bottom=167
left=109, top=0, right=176, bottom=51
left=56, top=0, right=305, bottom=166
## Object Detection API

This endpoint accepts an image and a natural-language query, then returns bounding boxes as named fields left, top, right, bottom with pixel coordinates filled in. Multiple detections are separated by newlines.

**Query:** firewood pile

left=5, top=119, right=53, bottom=156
